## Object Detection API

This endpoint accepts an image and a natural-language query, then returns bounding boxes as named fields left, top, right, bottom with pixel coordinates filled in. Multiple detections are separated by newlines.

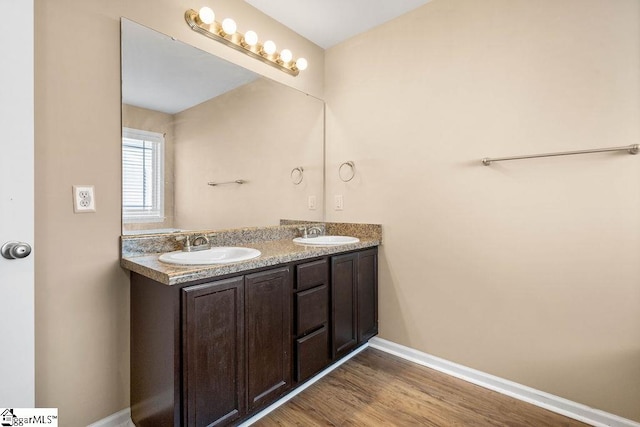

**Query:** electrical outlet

left=73, top=185, right=96, bottom=213
left=308, top=195, right=317, bottom=210
left=334, top=195, right=344, bottom=211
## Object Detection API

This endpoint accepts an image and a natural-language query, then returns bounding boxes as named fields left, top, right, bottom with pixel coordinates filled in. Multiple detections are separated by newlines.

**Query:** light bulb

left=263, top=40, right=277, bottom=55
left=296, top=57, right=308, bottom=71
left=198, top=7, right=215, bottom=25
left=280, top=49, right=293, bottom=63
left=221, top=18, right=237, bottom=35
left=243, top=30, right=258, bottom=46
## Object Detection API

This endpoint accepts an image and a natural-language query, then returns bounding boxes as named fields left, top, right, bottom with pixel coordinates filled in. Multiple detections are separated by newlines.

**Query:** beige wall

left=174, top=78, right=324, bottom=230
left=33, top=0, right=323, bottom=425
left=122, top=104, right=176, bottom=232
left=325, top=0, right=640, bottom=421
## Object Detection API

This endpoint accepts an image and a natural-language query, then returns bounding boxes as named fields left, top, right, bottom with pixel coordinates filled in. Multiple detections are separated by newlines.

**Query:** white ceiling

left=244, top=0, right=432, bottom=49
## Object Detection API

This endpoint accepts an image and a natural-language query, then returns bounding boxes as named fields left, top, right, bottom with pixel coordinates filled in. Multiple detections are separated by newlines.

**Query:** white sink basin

left=159, top=247, right=261, bottom=265
left=292, top=236, right=360, bottom=246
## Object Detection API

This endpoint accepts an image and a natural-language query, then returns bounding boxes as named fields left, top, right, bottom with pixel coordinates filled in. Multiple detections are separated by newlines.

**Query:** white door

left=0, top=0, right=35, bottom=407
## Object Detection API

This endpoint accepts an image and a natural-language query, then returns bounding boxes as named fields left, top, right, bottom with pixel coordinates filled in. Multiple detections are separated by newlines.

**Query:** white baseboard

left=86, top=407, right=134, bottom=427
left=368, top=337, right=640, bottom=427
left=91, top=338, right=640, bottom=427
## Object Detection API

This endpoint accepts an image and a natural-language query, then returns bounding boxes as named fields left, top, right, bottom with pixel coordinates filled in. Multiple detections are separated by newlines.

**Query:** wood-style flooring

left=254, top=348, right=589, bottom=426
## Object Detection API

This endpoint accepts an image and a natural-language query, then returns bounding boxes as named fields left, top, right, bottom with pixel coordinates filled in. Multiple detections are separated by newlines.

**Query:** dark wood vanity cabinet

left=293, top=259, right=330, bottom=382
left=182, top=268, right=291, bottom=427
left=330, top=253, right=358, bottom=358
left=245, top=268, right=292, bottom=411
left=331, top=248, right=378, bottom=359
left=356, top=248, right=378, bottom=343
left=131, top=267, right=291, bottom=427
left=130, top=247, right=377, bottom=427
left=182, top=277, right=245, bottom=427
left=293, top=248, right=379, bottom=381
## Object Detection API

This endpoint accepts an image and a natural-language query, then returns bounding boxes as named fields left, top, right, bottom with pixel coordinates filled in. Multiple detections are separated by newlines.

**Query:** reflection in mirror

left=121, top=19, right=324, bottom=235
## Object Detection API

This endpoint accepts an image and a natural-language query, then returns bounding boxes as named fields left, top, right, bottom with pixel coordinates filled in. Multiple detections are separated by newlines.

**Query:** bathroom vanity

left=122, top=223, right=380, bottom=427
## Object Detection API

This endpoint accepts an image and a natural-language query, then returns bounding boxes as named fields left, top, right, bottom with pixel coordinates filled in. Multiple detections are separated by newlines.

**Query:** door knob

left=1, top=241, right=32, bottom=260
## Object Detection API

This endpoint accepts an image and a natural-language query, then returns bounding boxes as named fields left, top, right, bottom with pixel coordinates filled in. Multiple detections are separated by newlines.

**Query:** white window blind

left=122, top=127, right=164, bottom=223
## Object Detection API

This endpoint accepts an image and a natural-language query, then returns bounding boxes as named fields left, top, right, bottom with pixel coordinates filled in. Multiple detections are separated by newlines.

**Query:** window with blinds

left=122, top=127, right=164, bottom=223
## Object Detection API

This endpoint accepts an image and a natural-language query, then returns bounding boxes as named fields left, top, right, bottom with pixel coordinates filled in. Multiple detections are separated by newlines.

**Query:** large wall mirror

left=121, top=19, right=324, bottom=235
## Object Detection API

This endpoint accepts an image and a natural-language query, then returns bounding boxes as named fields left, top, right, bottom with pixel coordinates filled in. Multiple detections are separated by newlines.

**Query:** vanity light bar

left=185, top=7, right=308, bottom=77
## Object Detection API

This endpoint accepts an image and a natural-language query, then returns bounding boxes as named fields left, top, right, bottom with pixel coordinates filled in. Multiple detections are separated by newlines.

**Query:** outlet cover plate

left=73, top=185, right=96, bottom=213
left=308, top=195, right=317, bottom=210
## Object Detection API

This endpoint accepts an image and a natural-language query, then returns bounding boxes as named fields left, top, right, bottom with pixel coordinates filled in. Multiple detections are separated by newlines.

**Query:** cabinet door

left=358, top=248, right=378, bottom=343
left=182, top=277, right=245, bottom=427
left=245, top=267, right=292, bottom=411
left=331, top=253, right=358, bottom=359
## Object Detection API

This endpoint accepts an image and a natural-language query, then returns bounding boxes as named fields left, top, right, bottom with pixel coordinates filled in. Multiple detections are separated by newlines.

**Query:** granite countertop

left=121, top=237, right=380, bottom=286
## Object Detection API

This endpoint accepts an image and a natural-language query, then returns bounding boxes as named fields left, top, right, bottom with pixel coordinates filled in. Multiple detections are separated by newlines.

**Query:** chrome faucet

left=176, top=234, right=211, bottom=252
left=302, top=226, right=324, bottom=238
left=191, top=234, right=211, bottom=251
left=307, top=226, right=323, bottom=237
left=297, top=225, right=323, bottom=238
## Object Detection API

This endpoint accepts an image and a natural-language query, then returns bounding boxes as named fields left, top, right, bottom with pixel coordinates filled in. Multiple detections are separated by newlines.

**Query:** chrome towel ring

left=339, top=161, right=355, bottom=182
left=291, top=166, right=304, bottom=185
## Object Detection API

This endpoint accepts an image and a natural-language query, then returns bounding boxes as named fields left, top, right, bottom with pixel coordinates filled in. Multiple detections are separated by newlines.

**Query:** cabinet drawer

left=295, top=326, right=329, bottom=382
left=296, top=284, right=328, bottom=335
left=296, top=259, right=328, bottom=291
